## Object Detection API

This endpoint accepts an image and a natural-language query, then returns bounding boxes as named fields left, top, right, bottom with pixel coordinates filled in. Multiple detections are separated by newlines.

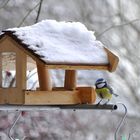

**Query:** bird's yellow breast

left=95, top=88, right=112, bottom=99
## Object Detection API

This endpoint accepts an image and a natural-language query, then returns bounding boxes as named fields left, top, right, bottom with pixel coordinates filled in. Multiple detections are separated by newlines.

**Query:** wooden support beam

left=77, top=87, right=96, bottom=104
left=16, top=50, right=27, bottom=90
left=24, top=90, right=81, bottom=105
left=45, top=64, right=108, bottom=70
left=37, top=63, right=52, bottom=91
left=0, top=53, right=2, bottom=87
left=0, top=37, right=27, bottom=104
left=104, top=48, right=119, bottom=72
left=64, top=70, right=76, bottom=90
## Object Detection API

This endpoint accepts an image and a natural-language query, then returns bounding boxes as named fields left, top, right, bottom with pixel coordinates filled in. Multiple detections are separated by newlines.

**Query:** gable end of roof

left=1, top=31, right=46, bottom=64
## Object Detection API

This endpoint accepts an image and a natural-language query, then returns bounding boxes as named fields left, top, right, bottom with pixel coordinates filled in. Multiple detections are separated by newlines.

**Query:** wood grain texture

left=104, top=48, right=119, bottom=72
left=24, top=90, right=81, bottom=105
left=37, top=63, right=52, bottom=91
left=64, top=70, right=76, bottom=90
left=0, top=36, right=26, bottom=104
left=45, top=64, right=109, bottom=70
left=77, top=87, right=96, bottom=104
left=24, top=87, right=96, bottom=105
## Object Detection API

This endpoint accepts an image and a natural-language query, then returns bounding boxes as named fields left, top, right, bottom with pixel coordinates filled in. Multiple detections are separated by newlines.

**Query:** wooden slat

left=104, top=48, right=119, bottom=72
left=0, top=36, right=27, bottom=104
left=16, top=48, right=27, bottom=89
left=25, top=87, right=96, bottom=105
left=64, top=70, right=76, bottom=90
left=45, top=64, right=108, bottom=70
left=24, top=90, right=81, bottom=105
left=37, top=63, right=52, bottom=91
left=0, top=53, right=2, bottom=87
left=77, top=87, right=96, bottom=104
left=0, top=88, right=25, bottom=104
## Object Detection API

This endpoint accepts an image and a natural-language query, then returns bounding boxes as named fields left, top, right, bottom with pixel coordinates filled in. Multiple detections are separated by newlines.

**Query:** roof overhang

left=43, top=48, right=119, bottom=72
left=0, top=31, right=119, bottom=72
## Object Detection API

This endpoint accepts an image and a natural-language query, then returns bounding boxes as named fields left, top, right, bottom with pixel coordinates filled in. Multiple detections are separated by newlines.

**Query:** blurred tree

left=0, top=0, right=140, bottom=140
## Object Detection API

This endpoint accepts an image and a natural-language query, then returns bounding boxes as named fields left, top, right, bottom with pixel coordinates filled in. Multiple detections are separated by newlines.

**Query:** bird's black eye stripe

left=96, top=82, right=106, bottom=85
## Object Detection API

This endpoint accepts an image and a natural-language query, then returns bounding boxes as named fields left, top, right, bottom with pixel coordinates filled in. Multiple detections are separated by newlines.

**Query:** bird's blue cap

left=95, top=78, right=106, bottom=84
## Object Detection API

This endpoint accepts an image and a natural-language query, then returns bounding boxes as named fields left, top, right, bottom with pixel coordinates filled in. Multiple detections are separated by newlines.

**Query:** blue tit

left=95, top=78, right=118, bottom=105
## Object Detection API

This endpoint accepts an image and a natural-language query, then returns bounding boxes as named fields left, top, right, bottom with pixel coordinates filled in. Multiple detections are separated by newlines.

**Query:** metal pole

left=59, top=104, right=117, bottom=110
left=0, top=104, right=117, bottom=111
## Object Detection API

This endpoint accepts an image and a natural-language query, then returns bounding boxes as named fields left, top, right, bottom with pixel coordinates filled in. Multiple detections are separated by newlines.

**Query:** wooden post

left=37, top=63, right=52, bottom=91
left=64, top=70, right=76, bottom=90
left=0, top=53, right=2, bottom=87
left=104, top=48, right=119, bottom=72
left=16, top=52, right=27, bottom=90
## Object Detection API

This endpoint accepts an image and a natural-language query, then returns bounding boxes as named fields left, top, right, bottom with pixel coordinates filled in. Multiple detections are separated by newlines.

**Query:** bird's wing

left=107, top=85, right=113, bottom=94
left=107, top=85, right=118, bottom=97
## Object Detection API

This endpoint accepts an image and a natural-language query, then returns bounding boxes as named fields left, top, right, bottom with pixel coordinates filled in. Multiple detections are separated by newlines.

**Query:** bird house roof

left=0, top=20, right=119, bottom=72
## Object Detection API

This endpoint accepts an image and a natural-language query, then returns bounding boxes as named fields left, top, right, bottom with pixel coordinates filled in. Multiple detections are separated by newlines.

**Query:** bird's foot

left=96, top=102, right=101, bottom=106
left=96, top=99, right=103, bottom=106
left=103, top=100, right=110, bottom=105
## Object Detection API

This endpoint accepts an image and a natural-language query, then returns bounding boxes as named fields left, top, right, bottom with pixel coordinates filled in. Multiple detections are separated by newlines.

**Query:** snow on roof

left=7, top=20, right=108, bottom=65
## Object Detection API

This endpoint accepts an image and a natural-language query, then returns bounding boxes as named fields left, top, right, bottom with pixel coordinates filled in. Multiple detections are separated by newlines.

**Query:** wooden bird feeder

left=0, top=20, right=119, bottom=105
